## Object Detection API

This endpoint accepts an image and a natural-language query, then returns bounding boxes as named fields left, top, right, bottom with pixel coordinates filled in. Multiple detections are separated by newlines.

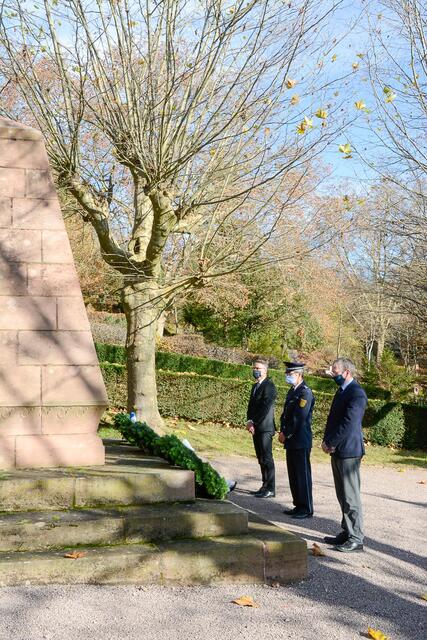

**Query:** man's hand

left=321, top=441, right=335, bottom=454
left=278, top=432, right=285, bottom=444
left=246, top=420, right=255, bottom=435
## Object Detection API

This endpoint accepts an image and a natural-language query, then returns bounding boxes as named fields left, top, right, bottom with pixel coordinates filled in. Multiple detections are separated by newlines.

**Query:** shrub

left=100, top=365, right=427, bottom=449
left=367, top=403, right=405, bottom=447
left=113, top=412, right=228, bottom=499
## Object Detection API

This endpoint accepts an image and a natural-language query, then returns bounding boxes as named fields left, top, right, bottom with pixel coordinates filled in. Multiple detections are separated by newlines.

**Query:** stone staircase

left=0, top=441, right=307, bottom=586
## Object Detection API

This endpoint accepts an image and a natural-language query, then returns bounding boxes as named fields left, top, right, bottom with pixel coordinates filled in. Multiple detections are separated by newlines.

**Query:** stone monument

left=0, top=117, right=108, bottom=468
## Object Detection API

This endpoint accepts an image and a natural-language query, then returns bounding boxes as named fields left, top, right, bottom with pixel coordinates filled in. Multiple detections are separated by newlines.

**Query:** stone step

left=0, top=500, right=248, bottom=552
left=0, top=453, right=194, bottom=512
left=0, top=515, right=307, bottom=586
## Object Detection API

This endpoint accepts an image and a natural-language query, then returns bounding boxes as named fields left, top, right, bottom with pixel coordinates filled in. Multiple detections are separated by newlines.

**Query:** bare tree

left=0, top=0, right=348, bottom=429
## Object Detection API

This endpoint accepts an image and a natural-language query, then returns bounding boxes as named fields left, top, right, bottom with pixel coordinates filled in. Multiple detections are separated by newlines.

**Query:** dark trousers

left=331, top=455, right=364, bottom=544
left=253, top=431, right=275, bottom=491
left=286, top=448, right=313, bottom=514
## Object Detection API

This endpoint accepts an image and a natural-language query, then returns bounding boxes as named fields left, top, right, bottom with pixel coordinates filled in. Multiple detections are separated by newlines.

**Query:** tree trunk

left=122, top=282, right=164, bottom=433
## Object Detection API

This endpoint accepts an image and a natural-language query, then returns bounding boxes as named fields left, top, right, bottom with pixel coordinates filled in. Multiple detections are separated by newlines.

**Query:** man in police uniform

left=279, top=361, right=315, bottom=519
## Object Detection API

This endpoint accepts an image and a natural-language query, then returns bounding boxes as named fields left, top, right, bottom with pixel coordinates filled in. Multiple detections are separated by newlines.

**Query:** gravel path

left=0, top=456, right=425, bottom=640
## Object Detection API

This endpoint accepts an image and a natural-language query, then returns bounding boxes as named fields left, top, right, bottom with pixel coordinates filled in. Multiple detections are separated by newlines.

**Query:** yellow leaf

left=311, top=543, right=326, bottom=557
left=398, top=468, right=405, bottom=473
left=343, top=195, right=350, bottom=204
left=357, top=198, right=366, bottom=205
left=264, top=127, right=271, bottom=137
left=368, top=628, right=389, bottom=640
left=315, top=108, right=328, bottom=119
left=356, top=52, right=365, bottom=58
left=209, top=148, right=216, bottom=157
left=355, top=100, right=366, bottom=110
left=331, top=54, right=337, bottom=62
left=339, top=143, right=352, bottom=155
left=296, top=116, right=313, bottom=135
left=385, top=92, right=397, bottom=103
left=286, top=78, right=297, bottom=89
left=420, top=593, right=427, bottom=601
left=232, top=596, right=259, bottom=608
left=64, top=550, right=87, bottom=559
left=290, top=94, right=300, bottom=105
left=352, top=62, right=359, bottom=71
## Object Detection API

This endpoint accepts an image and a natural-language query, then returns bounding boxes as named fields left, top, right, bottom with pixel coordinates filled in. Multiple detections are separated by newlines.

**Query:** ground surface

left=0, top=455, right=425, bottom=640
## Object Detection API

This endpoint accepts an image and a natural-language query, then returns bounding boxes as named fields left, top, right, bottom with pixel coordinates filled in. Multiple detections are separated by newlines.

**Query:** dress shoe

left=255, top=489, right=275, bottom=498
left=282, top=507, right=297, bottom=515
left=250, top=487, right=266, bottom=495
left=336, top=541, right=364, bottom=552
left=323, top=532, right=348, bottom=545
left=291, top=511, right=313, bottom=519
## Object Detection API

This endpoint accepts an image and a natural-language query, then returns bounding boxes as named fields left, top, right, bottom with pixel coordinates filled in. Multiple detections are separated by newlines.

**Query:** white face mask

left=285, top=374, right=298, bottom=385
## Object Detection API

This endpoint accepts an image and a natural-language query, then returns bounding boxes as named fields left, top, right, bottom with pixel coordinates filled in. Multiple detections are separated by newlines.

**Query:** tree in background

left=0, top=0, right=350, bottom=428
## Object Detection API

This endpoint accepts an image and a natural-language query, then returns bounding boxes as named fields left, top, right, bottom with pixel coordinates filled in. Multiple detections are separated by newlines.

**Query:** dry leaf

left=355, top=100, right=366, bottom=110
left=311, top=543, right=326, bottom=557
left=63, top=550, right=87, bottom=559
left=285, top=78, right=297, bottom=89
left=417, top=480, right=426, bottom=484
left=368, top=627, right=389, bottom=640
left=315, top=108, right=328, bottom=119
left=232, top=595, right=259, bottom=608
left=290, top=94, right=300, bottom=105
left=420, top=593, right=427, bottom=601
left=352, top=62, right=360, bottom=71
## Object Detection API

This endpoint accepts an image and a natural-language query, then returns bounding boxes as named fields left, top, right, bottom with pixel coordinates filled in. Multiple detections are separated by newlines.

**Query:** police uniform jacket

left=280, top=382, right=314, bottom=449
left=247, top=378, right=277, bottom=433
left=323, top=380, right=367, bottom=458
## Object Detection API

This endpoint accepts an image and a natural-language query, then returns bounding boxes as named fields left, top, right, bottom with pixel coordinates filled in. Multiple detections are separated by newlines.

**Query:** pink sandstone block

left=0, top=139, right=49, bottom=170
left=0, top=332, right=18, bottom=364
left=0, top=436, right=16, bottom=469
left=15, top=433, right=105, bottom=468
left=0, top=117, right=41, bottom=141
left=0, top=259, right=27, bottom=295
left=27, top=263, right=81, bottom=296
left=0, top=366, right=41, bottom=406
left=0, top=406, right=41, bottom=435
left=42, top=366, right=108, bottom=406
left=0, top=168, right=26, bottom=198
left=41, top=406, right=103, bottom=435
left=0, top=229, right=42, bottom=262
left=26, top=169, right=56, bottom=199
left=42, top=230, right=74, bottom=263
left=12, top=198, right=65, bottom=230
left=0, top=198, right=12, bottom=227
left=0, top=297, right=56, bottom=331
left=19, top=330, right=98, bottom=366
left=57, top=297, right=91, bottom=331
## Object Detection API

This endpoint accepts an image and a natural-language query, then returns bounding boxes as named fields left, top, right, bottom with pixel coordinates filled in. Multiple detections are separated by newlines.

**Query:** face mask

left=253, top=370, right=262, bottom=379
left=333, top=374, right=345, bottom=385
left=286, top=374, right=297, bottom=385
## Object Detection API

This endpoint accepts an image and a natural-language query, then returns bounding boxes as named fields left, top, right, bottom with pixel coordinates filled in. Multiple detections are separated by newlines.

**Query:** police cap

left=284, top=361, right=305, bottom=373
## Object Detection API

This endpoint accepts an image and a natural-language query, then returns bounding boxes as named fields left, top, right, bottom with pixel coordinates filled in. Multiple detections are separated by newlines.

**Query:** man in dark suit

left=279, top=362, right=315, bottom=519
left=246, top=359, right=277, bottom=498
left=322, top=357, right=368, bottom=552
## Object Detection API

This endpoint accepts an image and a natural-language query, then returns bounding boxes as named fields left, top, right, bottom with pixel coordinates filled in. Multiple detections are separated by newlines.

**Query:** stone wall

left=0, top=117, right=107, bottom=468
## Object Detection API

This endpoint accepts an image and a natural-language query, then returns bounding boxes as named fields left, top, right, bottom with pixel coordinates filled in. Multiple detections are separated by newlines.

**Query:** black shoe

left=250, top=486, right=266, bottom=495
left=291, top=511, right=313, bottom=519
left=324, top=532, right=348, bottom=545
left=336, top=541, right=364, bottom=553
left=255, top=490, right=275, bottom=498
left=283, top=507, right=297, bottom=515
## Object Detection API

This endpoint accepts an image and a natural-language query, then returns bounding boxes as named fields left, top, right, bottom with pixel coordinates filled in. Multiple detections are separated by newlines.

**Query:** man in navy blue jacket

left=322, top=357, right=367, bottom=552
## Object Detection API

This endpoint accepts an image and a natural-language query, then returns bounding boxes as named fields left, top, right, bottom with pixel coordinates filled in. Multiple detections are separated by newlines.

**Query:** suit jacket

left=247, top=378, right=277, bottom=433
left=280, top=382, right=315, bottom=449
left=323, top=380, right=367, bottom=458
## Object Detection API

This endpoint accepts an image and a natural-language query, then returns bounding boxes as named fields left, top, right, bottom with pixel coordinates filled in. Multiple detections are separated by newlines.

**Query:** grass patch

left=98, top=415, right=427, bottom=469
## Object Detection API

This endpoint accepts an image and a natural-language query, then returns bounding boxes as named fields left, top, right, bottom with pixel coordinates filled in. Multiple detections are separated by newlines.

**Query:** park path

left=0, top=456, right=425, bottom=640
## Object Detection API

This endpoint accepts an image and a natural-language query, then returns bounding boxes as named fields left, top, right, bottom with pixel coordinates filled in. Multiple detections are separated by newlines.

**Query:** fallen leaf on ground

left=270, top=581, right=281, bottom=588
left=417, top=480, right=426, bottom=484
left=311, top=543, right=326, bottom=557
left=420, top=593, right=427, bottom=601
left=232, top=596, right=259, bottom=607
left=63, top=550, right=87, bottom=559
left=368, top=628, right=389, bottom=640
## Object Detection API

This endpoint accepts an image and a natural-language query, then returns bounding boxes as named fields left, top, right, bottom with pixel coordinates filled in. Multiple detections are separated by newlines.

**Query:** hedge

left=113, top=413, right=228, bottom=499
left=95, top=342, right=390, bottom=399
left=100, top=364, right=427, bottom=448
